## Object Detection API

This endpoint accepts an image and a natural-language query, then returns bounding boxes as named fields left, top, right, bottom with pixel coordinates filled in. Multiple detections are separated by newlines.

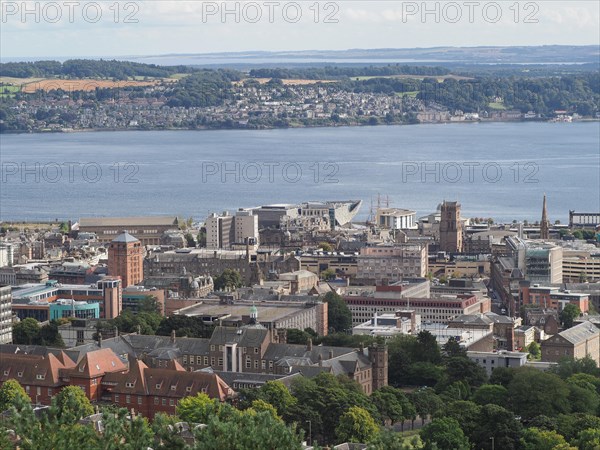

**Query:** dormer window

left=186, top=386, right=192, bottom=392
left=126, top=382, right=135, bottom=388
left=3, top=370, right=8, bottom=376
left=170, top=385, right=176, bottom=391
left=156, top=383, right=162, bottom=389
left=17, top=372, right=23, bottom=377
left=36, top=375, right=45, bottom=380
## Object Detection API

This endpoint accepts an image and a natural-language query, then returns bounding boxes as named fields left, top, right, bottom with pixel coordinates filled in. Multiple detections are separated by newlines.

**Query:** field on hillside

left=20, top=79, right=161, bottom=93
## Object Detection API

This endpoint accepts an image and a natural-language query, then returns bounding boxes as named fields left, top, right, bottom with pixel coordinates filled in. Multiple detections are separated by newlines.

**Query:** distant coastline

left=3, top=117, right=598, bottom=136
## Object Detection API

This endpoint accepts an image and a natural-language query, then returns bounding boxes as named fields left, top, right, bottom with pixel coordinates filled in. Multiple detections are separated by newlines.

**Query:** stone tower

left=439, top=201, right=463, bottom=253
left=540, top=194, right=550, bottom=240
left=108, top=231, right=144, bottom=287
left=369, top=342, right=388, bottom=391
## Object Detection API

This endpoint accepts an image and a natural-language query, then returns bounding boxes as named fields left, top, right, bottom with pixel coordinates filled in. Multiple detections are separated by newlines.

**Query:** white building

left=467, top=350, right=528, bottom=376
left=206, top=210, right=259, bottom=250
left=0, top=243, right=14, bottom=268
left=375, top=208, right=417, bottom=230
left=0, top=285, right=12, bottom=344
left=353, top=310, right=420, bottom=338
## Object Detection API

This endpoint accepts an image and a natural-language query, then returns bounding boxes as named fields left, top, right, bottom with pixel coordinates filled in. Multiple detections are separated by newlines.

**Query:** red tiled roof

left=63, top=348, right=128, bottom=379
left=0, top=353, right=74, bottom=387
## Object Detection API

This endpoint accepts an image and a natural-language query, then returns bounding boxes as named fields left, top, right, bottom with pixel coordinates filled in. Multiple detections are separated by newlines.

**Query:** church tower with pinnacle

left=540, top=194, right=550, bottom=240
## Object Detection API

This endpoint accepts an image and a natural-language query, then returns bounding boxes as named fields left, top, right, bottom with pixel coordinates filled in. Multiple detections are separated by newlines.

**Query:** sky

left=1, top=0, right=599, bottom=59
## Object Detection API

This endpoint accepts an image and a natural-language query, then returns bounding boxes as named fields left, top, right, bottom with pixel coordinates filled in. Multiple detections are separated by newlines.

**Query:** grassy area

left=396, top=91, right=419, bottom=98
left=488, top=101, right=507, bottom=110
left=352, top=74, right=473, bottom=82
left=169, top=73, right=191, bottom=80
left=0, top=84, right=20, bottom=97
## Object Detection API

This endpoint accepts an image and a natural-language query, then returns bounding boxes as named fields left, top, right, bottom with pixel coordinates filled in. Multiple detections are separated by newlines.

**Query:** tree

left=12, top=318, right=40, bottom=345
left=520, top=427, right=570, bottom=450
left=508, top=369, right=570, bottom=420
left=560, top=304, right=581, bottom=329
left=320, top=268, right=336, bottom=281
left=194, top=410, right=303, bottom=449
left=527, top=341, right=541, bottom=360
left=567, top=377, right=600, bottom=414
left=54, top=385, right=94, bottom=423
left=409, top=388, right=443, bottom=425
left=371, top=388, right=404, bottom=425
left=436, top=400, right=480, bottom=440
left=102, top=408, right=154, bottom=450
left=551, top=356, right=600, bottom=379
left=442, top=337, right=466, bottom=359
left=322, top=292, right=352, bottom=333
left=249, top=399, right=281, bottom=421
left=318, top=242, right=333, bottom=252
left=574, top=428, right=600, bottom=450
left=420, top=417, right=470, bottom=450
left=39, top=321, right=65, bottom=347
left=335, top=406, right=380, bottom=444
left=176, top=392, right=221, bottom=424
left=0, top=379, right=30, bottom=411
left=184, top=232, right=196, bottom=248
left=286, top=328, right=311, bottom=345
left=471, top=404, right=523, bottom=450
left=437, top=356, right=487, bottom=393
left=414, top=331, right=441, bottom=365
left=472, top=384, right=509, bottom=408
left=213, top=268, right=243, bottom=291
left=368, top=429, right=423, bottom=450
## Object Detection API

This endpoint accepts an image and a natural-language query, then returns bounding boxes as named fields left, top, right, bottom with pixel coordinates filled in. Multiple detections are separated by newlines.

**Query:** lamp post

left=306, top=420, right=312, bottom=446
left=490, top=437, right=495, bottom=450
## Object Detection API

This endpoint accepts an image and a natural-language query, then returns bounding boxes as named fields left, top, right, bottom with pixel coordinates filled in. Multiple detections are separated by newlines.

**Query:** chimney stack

left=171, top=329, right=176, bottom=344
left=98, top=332, right=102, bottom=347
left=306, top=338, right=313, bottom=351
left=328, top=349, right=334, bottom=360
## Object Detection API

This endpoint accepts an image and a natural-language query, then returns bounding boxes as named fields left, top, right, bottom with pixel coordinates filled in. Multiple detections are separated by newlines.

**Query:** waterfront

left=1, top=121, right=599, bottom=223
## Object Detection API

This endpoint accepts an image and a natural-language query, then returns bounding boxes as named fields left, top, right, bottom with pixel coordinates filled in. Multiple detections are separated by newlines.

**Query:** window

left=246, top=360, right=251, bottom=369
left=204, top=357, right=208, bottom=365
left=171, top=385, right=176, bottom=391
left=126, top=395, right=131, bottom=404
left=211, top=357, right=215, bottom=366
left=183, top=355, right=187, bottom=364
left=197, top=356, right=202, bottom=365
left=210, top=345, right=215, bottom=351
left=17, top=372, right=23, bottom=377
left=48, top=388, right=52, bottom=396
left=254, top=360, right=258, bottom=369
left=186, top=386, right=192, bottom=393
left=254, top=347, right=259, bottom=354
left=2, top=370, right=8, bottom=376
left=261, top=360, right=266, bottom=370
left=126, top=382, right=135, bottom=388
left=156, top=383, right=162, bottom=389
left=162, top=398, right=166, bottom=406
left=218, top=358, right=223, bottom=366
left=36, top=375, right=45, bottom=380
left=115, top=394, right=120, bottom=402
left=138, top=396, right=142, bottom=405
left=169, top=399, right=175, bottom=406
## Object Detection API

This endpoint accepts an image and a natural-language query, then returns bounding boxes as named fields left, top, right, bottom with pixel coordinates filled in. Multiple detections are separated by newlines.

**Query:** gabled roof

left=64, top=348, right=128, bottom=379
left=557, top=321, right=599, bottom=345
left=0, top=353, right=75, bottom=387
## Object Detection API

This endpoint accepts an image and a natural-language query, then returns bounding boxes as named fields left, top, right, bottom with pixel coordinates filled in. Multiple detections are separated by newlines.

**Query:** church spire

left=540, top=194, right=550, bottom=240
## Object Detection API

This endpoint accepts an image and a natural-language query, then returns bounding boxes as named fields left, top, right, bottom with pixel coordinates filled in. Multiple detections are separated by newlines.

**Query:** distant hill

left=123, top=46, right=600, bottom=68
